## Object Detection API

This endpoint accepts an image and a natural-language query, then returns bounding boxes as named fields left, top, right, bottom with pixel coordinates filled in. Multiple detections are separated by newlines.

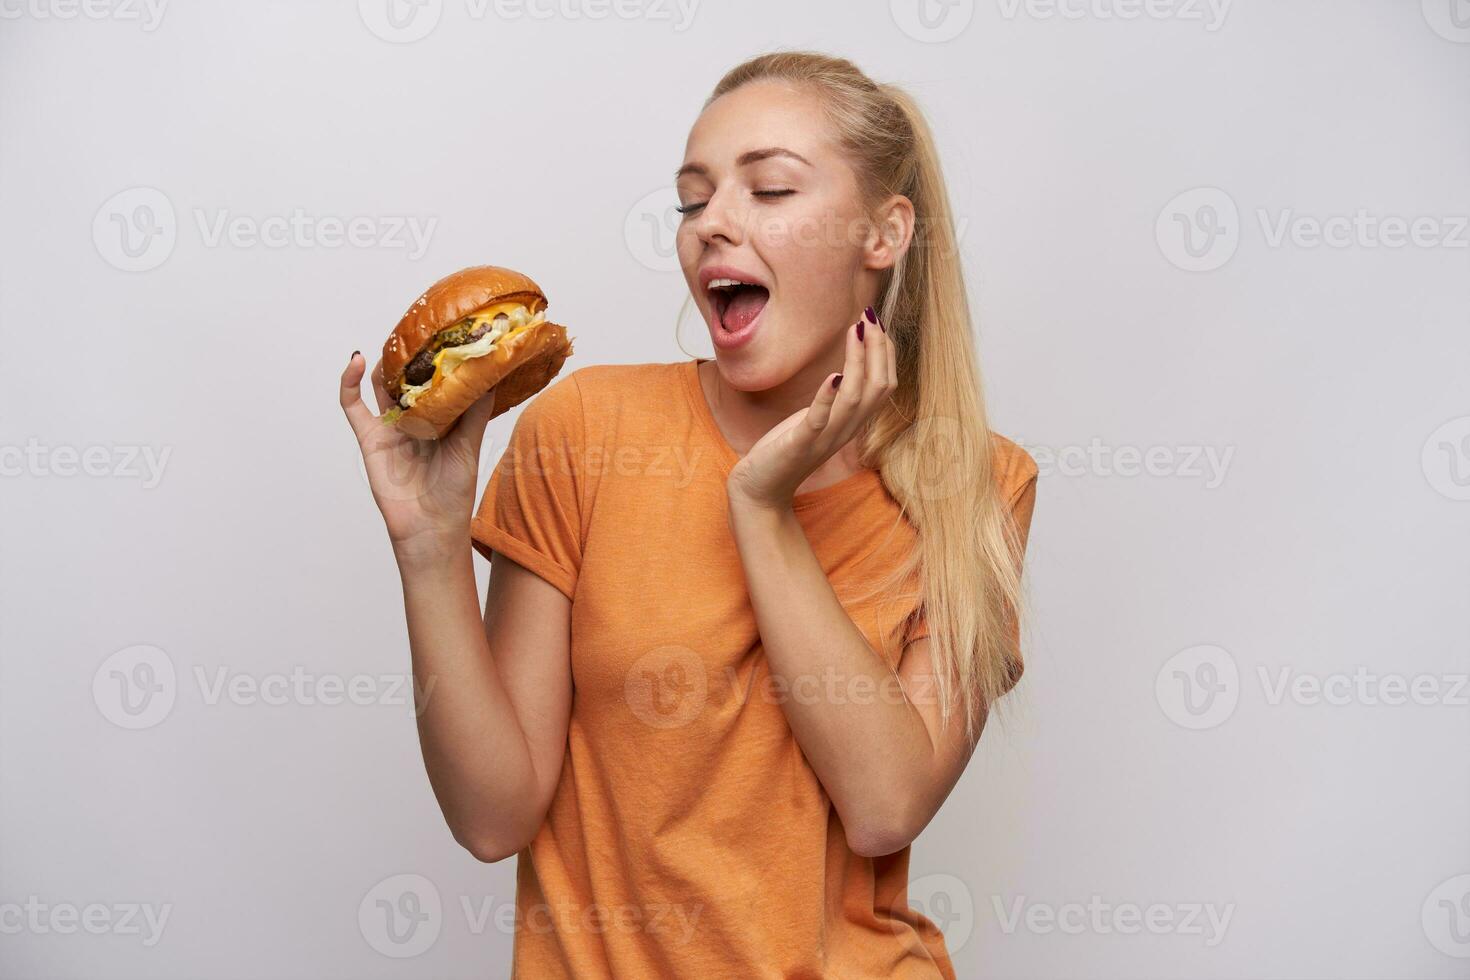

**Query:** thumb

left=448, top=384, right=500, bottom=451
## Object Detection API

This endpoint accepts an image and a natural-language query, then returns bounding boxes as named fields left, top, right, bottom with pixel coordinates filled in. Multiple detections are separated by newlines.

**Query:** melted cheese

left=398, top=302, right=546, bottom=408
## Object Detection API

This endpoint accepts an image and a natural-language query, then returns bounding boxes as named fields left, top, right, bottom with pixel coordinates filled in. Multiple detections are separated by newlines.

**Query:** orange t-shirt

left=470, top=358, right=1038, bottom=979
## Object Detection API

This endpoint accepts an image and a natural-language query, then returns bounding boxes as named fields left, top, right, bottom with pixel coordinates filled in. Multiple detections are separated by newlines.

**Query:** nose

left=689, top=184, right=748, bottom=248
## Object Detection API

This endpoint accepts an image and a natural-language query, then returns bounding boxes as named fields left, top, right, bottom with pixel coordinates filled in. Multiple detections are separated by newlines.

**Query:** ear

left=862, top=194, right=915, bottom=273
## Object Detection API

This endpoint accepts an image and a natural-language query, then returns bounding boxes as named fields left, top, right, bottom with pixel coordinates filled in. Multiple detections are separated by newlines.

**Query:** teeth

left=708, top=277, right=756, bottom=290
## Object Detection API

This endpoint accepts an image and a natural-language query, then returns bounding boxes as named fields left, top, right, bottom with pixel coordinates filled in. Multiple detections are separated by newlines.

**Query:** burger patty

left=401, top=314, right=508, bottom=386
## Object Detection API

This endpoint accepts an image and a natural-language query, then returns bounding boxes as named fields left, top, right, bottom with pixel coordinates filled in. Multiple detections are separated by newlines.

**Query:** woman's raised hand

left=339, top=351, right=499, bottom=562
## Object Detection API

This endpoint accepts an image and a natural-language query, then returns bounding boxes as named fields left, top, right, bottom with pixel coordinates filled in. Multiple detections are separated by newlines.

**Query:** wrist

left=391, top=526, right=473, bottom=570
left=726, top=488, right=796, bottom=531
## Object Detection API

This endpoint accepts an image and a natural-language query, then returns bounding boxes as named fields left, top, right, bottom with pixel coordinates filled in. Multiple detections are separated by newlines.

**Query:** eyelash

left=675, top=189, right=795, bottom=215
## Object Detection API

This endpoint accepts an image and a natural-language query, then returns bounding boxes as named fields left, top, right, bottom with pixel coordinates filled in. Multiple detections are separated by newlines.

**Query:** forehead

left=681, top=80, right=835, bottom=171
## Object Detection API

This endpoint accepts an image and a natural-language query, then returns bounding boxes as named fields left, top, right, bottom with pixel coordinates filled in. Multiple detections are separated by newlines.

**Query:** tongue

left=722, top=287, right=768, bottom=332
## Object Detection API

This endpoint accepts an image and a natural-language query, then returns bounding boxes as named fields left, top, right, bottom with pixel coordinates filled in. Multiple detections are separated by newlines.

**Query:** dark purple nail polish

left=832, top=374, right=842, bottom=389
left=352, top=350, right=360, bottom=359
left=857, top=319, right=865, bottom=341
left=864, top=306, right=876, bottom=324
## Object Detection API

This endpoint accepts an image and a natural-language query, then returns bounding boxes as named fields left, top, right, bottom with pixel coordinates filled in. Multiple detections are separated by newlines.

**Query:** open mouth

left=708, top=279, right=770, bottom=332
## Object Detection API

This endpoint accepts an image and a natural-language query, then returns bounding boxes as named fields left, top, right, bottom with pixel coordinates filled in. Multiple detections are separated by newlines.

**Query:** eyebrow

left=674, top=146, right=812, bottom=180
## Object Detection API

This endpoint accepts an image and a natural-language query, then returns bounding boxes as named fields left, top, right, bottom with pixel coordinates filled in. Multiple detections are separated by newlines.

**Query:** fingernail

left=832, top=374, right=843, bottom=389
left=864, top=306, right=876, bottom=324
left=351, top=350, right=360, bottom=360
left=856, top=319, right=865, bottom=342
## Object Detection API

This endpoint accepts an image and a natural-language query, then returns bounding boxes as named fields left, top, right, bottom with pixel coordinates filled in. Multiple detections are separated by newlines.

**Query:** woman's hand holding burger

left=340, top=351, right=500, bottom=564
left=339, top=265, right=573, bottom=564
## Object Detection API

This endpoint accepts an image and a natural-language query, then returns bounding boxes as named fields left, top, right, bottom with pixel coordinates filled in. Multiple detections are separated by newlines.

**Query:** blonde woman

left=341, top=50, right=1038, bottom=980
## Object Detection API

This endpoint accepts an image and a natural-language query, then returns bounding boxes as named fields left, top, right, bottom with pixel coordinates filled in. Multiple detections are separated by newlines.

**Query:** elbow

left=844, top=806, right=922, bottom=859
left=452, top=826, right=525, bottom=864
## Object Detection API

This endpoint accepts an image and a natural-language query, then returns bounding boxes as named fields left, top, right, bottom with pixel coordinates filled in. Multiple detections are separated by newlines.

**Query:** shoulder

left=989, top=431, right=1039, bottom=504
left=551, top=360, right=687, bottom=418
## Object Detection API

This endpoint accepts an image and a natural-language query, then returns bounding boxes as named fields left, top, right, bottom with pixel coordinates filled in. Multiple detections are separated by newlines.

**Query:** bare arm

left=727, top=475, right=1035, bottom=859
left=398, top=542, right=572, bottom=863
left=726, top=501, right=958, bottom=858
left=340, top=351, right=571, bottom=864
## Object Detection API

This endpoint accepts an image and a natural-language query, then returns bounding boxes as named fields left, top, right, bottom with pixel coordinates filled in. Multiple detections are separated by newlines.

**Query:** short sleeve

left=469, top=372, right=585, bottom=601
left=901, top=459, right=1039, bottom=698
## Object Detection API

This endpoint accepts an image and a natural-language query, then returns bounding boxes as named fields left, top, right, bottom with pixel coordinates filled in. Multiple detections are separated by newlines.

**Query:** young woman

left=341, top=51, right=1038, bottom=980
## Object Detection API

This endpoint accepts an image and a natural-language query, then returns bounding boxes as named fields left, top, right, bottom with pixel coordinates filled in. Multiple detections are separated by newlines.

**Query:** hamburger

left=379, top=265, right=574, bottom=439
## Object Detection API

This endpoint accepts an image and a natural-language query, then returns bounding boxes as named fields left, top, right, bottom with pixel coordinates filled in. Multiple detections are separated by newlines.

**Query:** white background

left=2, top=0, right=1468, bottom=976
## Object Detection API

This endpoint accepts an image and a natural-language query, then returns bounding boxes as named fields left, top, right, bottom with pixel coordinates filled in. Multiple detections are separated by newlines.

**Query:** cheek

left=759, top=229, right=860, bottom=331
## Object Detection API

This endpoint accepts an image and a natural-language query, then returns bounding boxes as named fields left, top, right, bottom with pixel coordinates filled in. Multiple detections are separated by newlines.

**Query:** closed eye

left=675, top=188, right=796, bottom=215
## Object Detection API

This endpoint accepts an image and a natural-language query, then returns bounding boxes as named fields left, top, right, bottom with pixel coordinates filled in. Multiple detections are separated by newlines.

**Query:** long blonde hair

left=683, top=51, right=1029, bottom=743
